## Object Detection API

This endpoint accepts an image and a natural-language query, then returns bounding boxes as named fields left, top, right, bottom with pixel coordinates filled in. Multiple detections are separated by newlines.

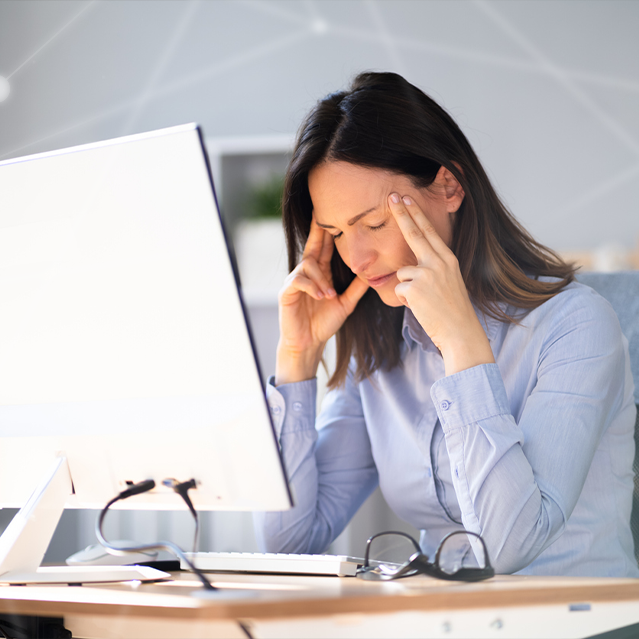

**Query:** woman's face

left=308, top=161, right=456, bottom=307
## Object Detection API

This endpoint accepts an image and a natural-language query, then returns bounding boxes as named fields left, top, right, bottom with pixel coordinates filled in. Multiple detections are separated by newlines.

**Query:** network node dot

left=312, top=19, right=328, bottom=35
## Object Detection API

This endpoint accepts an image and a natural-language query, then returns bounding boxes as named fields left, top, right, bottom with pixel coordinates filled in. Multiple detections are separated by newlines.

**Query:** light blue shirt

left=255, top=280, right=638, bottom=577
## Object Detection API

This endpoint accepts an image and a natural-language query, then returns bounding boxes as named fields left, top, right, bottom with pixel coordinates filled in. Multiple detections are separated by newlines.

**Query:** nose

left=342, top=235, right=376, bottom=275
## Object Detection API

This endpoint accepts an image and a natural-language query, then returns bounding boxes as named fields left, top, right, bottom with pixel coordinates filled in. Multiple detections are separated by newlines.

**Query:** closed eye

left=332, top=221, right=387, bottom=240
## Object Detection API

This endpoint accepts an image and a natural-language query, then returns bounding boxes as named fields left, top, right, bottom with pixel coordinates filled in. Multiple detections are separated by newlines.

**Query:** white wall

left=1, top=0, right=638, bottom=560
left=0, top=0, right=638, bottom=252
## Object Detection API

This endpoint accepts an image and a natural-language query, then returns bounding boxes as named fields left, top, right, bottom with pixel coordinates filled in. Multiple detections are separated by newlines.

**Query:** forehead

left=308, top=162, right=408, bottom=222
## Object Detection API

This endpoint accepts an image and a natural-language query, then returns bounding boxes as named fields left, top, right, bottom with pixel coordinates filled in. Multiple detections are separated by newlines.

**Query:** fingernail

left=317, top=290, right=324, bottom=299
left=402, top=196, right=412, bottom=206
left=390, top=193, right=400, bottom=204
left=327, top=288, right=336, bottom=297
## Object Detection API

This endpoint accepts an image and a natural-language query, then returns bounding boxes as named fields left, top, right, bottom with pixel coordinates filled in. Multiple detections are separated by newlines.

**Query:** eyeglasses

left=356, top=530, right=494, bottom=582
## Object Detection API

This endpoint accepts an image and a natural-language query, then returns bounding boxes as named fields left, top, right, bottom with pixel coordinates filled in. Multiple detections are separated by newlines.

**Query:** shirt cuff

left=266, top=376, right=317, bottom=439
left=430, top=363, right=511, bottom=432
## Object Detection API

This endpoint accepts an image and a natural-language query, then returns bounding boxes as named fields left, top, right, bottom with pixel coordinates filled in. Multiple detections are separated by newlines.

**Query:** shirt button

left=292, top=401, right=303, bottom=412
left=440, top=400, right=451, bottom=411
left=271, top=406, right=282, bottom=416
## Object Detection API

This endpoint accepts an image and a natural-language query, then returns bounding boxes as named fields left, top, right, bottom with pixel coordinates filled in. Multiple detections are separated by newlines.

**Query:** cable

left=95, top=479, right=216, bottom=591
left=162, top=478, right=199, bottom=552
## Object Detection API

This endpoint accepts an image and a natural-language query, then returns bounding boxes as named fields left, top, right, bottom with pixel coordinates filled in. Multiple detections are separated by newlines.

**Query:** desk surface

left=0, top=571, right=638, bottom=620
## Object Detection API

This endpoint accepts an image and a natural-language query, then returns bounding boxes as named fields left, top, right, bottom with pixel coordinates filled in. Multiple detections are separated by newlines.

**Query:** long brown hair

left=283, top=72, right=575, bottom=388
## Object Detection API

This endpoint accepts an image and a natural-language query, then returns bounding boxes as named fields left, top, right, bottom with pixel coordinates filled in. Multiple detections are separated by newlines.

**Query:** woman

left=254, top=72, right=638, bottom=577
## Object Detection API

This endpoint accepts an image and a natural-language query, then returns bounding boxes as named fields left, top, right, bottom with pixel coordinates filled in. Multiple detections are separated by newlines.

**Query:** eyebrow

left=315, top=207, right=378, bottom=230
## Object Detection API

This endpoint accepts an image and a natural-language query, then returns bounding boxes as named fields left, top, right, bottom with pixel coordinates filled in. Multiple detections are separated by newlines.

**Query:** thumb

left=339, top=276, right=369, bottom=316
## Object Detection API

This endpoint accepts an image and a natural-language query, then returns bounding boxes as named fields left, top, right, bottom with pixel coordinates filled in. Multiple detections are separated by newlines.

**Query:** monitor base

left=0, top=565, right=170, bottom=585
left=0, top=456, right=171, bottom=585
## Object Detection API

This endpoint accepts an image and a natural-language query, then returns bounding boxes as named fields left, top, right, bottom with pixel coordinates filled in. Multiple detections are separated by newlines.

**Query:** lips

left=366, top=272, right=395, bottom=288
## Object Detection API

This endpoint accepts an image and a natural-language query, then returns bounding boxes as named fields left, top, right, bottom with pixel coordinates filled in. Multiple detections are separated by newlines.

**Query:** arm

left=255, top=215, right=371, bottom=552
left=275, top=218, right=368, bottom=386
left=431, top=289, right=630, bottom=573
left=386, top=186, right=632, bottom=573
left=254, top=372, right=378, bottom=553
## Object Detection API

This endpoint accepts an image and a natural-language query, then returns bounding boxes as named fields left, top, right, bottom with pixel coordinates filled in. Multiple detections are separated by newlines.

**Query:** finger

left=401, top=195, right=449, bottom=253
left=290, top=259, right=336, bottom=299
left=395, top=265, right=421, bottom=283
left=317, top=225, right=335, bottom=270
left=388, top=193, right=434, bottom=263
left=339, top=276, right=369, bottom=316
left=281, top=271, right=326, bottom=302
left=301, top=257, right=336, bottom=298
left=302, top=218, right=328, bottom=260
left=388, top=193, right=447, bottom=263
left=394, top=281, right=411, bottom=308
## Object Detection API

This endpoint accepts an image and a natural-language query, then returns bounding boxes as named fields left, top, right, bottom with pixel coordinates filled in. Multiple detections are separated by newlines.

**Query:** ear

left=434, top=165, right=465, bottom=213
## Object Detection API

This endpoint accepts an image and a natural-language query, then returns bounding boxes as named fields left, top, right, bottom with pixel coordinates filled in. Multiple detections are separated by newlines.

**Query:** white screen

left=0, top=125, right=291, bottom=512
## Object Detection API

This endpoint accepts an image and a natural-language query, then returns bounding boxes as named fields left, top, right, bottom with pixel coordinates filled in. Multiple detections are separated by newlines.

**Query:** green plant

left=244, top=174, right=284, bottom=220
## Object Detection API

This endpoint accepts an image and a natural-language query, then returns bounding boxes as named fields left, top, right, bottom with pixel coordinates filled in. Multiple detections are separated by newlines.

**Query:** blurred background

left=0, top=0, right=638, bottom=562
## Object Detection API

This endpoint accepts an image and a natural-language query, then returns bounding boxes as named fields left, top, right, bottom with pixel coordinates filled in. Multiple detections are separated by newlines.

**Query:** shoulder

left=534, top=277, right=618, bottom=324
left=521, top=277, right=624, bottom=355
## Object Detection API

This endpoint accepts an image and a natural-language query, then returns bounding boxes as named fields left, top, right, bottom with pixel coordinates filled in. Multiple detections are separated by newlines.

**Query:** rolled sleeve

left=257, top=372, right=377, bottom=555
left=430, top=364, right=531, bottom=555
left=431, top=364, right=513, bottom=431
left=266, top=376, right=317, bottom=440
left=426, top=288, right=631, bottom=574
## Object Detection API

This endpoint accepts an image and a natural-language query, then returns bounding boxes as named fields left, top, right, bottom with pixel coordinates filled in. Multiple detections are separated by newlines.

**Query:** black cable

left=162, top=478, right=199, bottom=552
left=96, top=479, right=216, bottom=591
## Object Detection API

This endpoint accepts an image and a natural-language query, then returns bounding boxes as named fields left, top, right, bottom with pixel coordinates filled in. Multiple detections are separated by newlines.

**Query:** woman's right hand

left=275, top=219, right=369, bottom=385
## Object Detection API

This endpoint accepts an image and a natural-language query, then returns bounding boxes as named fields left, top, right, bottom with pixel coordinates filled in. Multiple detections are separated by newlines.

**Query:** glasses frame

left=357, top=530, right=495, bottom=582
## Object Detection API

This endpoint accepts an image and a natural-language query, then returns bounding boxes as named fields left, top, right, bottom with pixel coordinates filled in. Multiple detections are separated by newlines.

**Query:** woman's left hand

left=389, top=192, right=495, bottom=376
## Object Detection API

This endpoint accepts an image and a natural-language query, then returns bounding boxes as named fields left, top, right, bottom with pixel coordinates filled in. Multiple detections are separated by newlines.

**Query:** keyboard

left=181, top=552, right=366, bottom=577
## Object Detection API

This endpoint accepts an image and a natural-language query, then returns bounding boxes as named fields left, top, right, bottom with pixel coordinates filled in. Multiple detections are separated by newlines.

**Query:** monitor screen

left=0, top=124, right=292, bottom=513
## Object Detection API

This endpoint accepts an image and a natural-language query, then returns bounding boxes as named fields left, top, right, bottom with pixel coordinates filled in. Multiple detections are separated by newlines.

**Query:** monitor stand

left=0, top=456, right=169, bottom=585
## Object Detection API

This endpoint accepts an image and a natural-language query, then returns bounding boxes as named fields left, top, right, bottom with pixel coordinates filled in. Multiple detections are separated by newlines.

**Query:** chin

left=374, top=289, right=404, bottom=308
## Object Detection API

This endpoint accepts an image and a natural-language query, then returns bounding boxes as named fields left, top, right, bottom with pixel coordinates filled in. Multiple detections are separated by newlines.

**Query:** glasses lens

left=367, top=533, right=418, bottom=571
left=438, top=532, right=486, bottom=575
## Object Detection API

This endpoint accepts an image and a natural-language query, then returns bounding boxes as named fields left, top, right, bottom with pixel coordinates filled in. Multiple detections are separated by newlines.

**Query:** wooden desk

left=0, top=572, right=638, bottom=638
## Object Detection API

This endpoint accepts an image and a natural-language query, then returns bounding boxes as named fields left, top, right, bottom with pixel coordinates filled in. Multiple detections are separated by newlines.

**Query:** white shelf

left=204, top=134, right=294, bottom=202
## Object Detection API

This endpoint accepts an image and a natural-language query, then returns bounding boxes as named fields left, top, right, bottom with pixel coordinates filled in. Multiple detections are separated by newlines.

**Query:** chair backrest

left=576, top=271, right=639, bottom=565
left=576, top=271, right=639, bottom=403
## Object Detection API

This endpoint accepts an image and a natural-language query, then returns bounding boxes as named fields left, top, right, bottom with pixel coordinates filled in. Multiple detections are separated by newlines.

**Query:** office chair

left=576, top=271, right=639, bottom=565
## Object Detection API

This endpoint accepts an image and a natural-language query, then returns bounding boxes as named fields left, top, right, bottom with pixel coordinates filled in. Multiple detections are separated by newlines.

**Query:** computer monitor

left=0, top=124, right=292, bottom=583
